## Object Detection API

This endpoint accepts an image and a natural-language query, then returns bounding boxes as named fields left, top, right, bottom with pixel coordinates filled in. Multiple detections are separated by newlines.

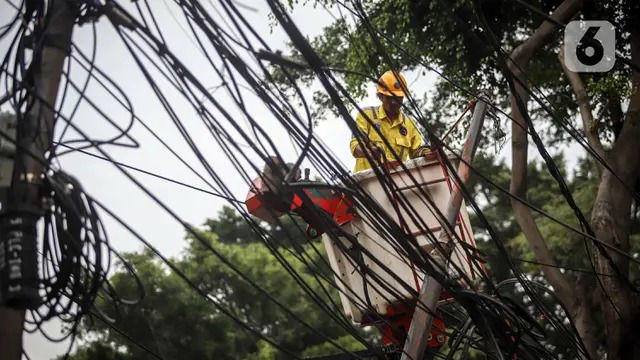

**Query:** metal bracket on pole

left=400, top=90, right=491, bottom=360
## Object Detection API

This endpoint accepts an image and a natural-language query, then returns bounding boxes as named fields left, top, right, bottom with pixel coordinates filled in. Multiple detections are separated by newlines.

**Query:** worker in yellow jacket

left=350, top=70, right=431, bottom=172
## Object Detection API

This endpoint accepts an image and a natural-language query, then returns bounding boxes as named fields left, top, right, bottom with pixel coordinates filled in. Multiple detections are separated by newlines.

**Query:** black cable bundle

left=1, top=0, right=637, bottom=359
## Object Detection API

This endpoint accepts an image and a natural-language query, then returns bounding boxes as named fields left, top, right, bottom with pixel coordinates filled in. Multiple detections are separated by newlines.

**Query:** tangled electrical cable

left=0, top=0, right=145, bottom=351
left=1, top=0, right=637, bottom=360
left=23, top=170, right=145, bottom=346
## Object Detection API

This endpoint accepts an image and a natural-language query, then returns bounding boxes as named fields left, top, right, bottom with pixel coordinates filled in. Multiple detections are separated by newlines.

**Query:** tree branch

left=589, top=29, right=640, bottom=359
left=507, top=0, right=597, bottom=358
left=509, top=0, right=581, bottom=303
left=558, top=46, right=606, bottom=173
left=613, top=30, right=640, bottom=174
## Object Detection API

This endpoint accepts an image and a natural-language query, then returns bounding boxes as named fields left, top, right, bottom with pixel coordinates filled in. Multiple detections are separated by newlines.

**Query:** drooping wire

left=2, top=1, right=629, bottom=359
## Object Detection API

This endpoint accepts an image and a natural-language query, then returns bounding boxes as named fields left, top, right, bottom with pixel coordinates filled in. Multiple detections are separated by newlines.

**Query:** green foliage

left=272, top=0, right=637, bottom=150
left=204, top=206, right=312, bottom=247
left=64, top=207, right=370, bottom=360
left=466, top=152, right=570, bottom=281
left=246, top=340, right=279, bottom=360
left=465, top=155, right=626, bottom=357
left=56, top=343, right=129, bottom=360
left=203, top=206, right=262, bottom=244
left=301, top=334, right=367, bottom=358
left=469, top=152, right=635, bottom=286
left=59, top=149, right=638, bottom=359
left=510, top=157, right=640, bottom=282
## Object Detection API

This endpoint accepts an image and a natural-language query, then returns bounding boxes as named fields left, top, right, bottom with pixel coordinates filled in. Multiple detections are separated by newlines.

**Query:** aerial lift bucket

left=318, top=154, right=481, bottom=349
left=244, top=154, right=483, bottom=354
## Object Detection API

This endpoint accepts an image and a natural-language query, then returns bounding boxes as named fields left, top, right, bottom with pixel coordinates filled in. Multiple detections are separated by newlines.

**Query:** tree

left=58, top=152, right=625, bottom=360
left=507, top=2, right=639, bottom=358
left=272, top=0, right=640, bottom=358
left=204, top=205, right=313, bottom=248
left=58, top=343, right=129, bottom=360
left=60, top=152, right=603, bottom=360
left=466, top=152, right=571, bottom=283
left=509, top=156, right=640, bottom=356
left=61, top=207, right=369, bottom=360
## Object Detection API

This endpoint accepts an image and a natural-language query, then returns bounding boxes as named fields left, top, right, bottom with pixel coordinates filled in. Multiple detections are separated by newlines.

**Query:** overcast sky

left=0, top=1, right=587, bottom=359
left=1, top=2, right=397, bottom=358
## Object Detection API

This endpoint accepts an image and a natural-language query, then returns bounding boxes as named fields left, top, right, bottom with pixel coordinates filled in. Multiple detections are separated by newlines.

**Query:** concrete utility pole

left=400, top=91, right=491, bottom=360
left=0, top=1, right=75, bottom=359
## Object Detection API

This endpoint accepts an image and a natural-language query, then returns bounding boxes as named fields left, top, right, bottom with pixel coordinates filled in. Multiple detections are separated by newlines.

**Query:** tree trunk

left=591, top=170, right=633, bottom=359
left=509, top=67, right=599, bottom=355
left=573, top=283, right=599, bottom=360
left=507, top=0, right=599, bottom=358
left=558, top=46, right=605, bottom=174
left=591, top=29, right=640, bottom=360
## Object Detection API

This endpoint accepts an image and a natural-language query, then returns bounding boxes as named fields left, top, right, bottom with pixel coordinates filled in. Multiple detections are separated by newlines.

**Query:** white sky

left=0, top=1, right=587, bottom=359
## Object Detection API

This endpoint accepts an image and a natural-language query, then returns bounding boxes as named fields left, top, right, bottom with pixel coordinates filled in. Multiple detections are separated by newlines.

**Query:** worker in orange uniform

left=350, top=70, right=432, bottom=172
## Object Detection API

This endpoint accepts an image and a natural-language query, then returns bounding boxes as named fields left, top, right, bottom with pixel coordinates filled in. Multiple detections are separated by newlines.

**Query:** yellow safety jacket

left=349, top=105, right=427, bottom=173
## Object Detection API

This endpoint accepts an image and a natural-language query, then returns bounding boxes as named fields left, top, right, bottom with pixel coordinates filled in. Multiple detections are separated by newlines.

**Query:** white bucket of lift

left=321, top=155, right=480, bottom=323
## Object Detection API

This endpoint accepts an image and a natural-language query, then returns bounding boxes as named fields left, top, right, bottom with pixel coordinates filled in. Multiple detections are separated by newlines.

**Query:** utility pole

left=400, top=91, right=491, bottom=360
left=0, top=1, right=75, bottom=359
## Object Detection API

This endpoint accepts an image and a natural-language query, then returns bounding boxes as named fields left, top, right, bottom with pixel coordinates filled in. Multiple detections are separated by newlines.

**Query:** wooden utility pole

left=400, top=91, right=491, bottom=360
left=0, top=1, right=75, bottom=359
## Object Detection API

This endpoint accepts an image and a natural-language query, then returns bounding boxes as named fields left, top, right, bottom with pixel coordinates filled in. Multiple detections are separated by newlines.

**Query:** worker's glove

left=355, top=143, right=384, bottom=159
left=412, top=146, right=436, bottom=160
left=367, top=145, right=385, bottom=159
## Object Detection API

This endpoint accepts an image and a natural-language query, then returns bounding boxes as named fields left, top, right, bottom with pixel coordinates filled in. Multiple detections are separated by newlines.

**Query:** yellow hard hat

left=376, top=70, right=407, bottom=97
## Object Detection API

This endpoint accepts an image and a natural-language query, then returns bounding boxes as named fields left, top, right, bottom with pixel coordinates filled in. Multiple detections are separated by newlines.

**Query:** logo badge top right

left=564, top=20, right=616, bottom=73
